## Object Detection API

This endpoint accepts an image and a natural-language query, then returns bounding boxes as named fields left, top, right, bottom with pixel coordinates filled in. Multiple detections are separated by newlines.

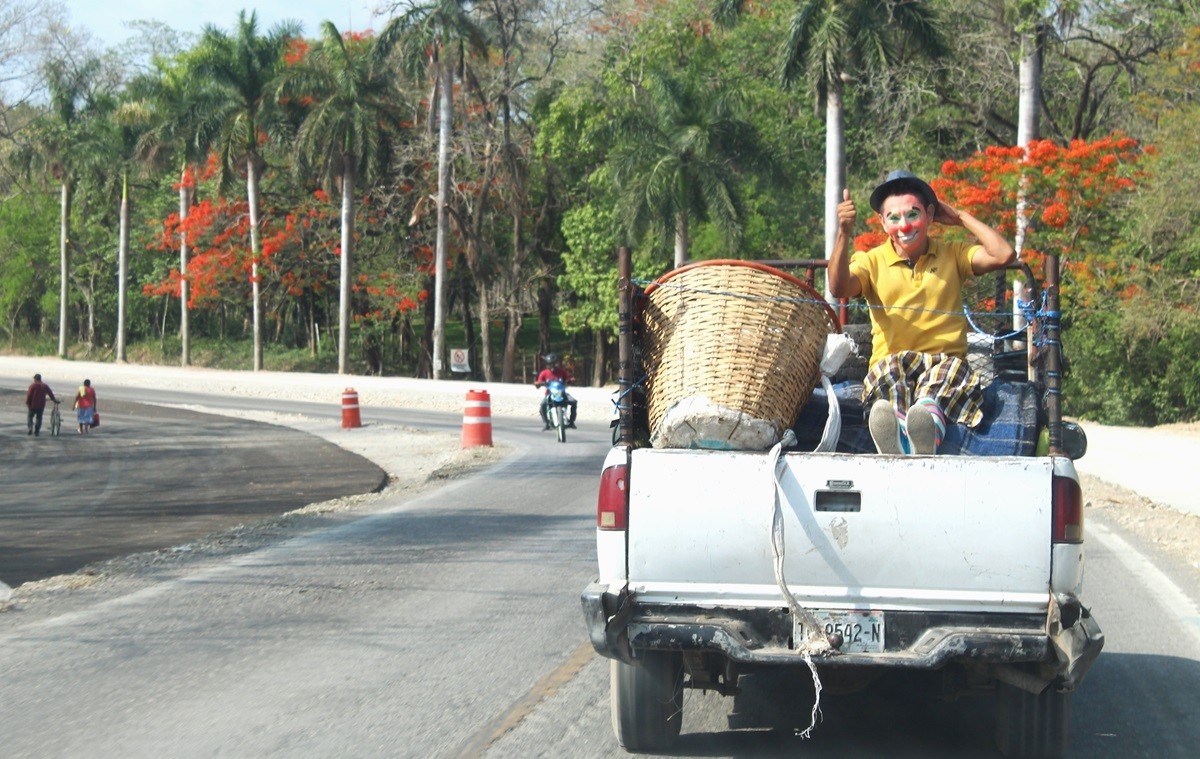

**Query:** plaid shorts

left=863, top=351, right=985, bottom=428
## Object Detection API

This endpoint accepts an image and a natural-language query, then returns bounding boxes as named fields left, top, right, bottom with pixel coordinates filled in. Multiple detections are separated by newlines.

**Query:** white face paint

left=880, top=193, right=933, bottom=258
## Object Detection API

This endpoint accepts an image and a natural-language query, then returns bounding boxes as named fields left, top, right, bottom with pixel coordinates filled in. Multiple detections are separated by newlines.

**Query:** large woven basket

left=642, top=260, right=838, bottom=450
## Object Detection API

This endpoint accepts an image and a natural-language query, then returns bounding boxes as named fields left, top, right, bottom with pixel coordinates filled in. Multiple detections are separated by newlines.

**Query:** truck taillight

left=1052, top=474, right=1083, bottom=544
left=597, top=463, right=629, bottom=531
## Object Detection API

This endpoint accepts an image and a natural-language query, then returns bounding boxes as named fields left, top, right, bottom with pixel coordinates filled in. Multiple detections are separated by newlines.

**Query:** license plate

left=794, top=610, right=885, bottom=653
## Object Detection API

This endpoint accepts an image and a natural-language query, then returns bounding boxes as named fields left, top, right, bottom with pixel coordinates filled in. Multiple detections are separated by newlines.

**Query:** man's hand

left=837, top=188, right=856, bottom=234
left=934, top=199, right=964, bottom=227
left=939, top=200, right=1017, bottom=274
left=828, top=188, right=862, bottom=299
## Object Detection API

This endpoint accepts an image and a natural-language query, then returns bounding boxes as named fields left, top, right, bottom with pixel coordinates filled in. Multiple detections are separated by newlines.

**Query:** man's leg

left=567, top=396, right=577, bottom=427
left=868, top=399, right=905, bottom=454
left=903, top=398, right=946, bottom=455
left=539, top=397, right=551, bottom=430
left=912, top=355, right=985, bottom=430
left=32, top=408, right=44, bottom=436
left=27, top=408, right=35, bottom=435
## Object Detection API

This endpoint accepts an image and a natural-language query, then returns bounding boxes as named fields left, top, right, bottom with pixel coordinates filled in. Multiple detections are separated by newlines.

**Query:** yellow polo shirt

left=849, top=237, right=979, bottom=366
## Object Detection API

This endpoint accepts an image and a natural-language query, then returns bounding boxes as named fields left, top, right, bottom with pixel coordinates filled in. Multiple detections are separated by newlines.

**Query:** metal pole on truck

left=1043, top=251, right=1064, bottom=455
left=617, top=246, right=634, bottom=448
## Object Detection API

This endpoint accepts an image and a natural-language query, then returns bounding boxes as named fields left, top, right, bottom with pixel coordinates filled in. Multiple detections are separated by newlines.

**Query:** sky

left=63, top=1, right=388, bottom=49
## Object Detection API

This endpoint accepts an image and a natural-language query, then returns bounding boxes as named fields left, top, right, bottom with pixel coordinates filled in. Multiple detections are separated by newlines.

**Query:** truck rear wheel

left=610, top=652, right=683, bottom=751
left=994, top=680, right=1071, bottom=757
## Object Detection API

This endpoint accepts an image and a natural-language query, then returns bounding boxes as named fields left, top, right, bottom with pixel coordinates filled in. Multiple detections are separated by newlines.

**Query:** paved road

left=1, top=410, right=1197, bottom=757
left=1, top=373, right=1197, bottom=757
left=0, top=389, right=385, bottom=587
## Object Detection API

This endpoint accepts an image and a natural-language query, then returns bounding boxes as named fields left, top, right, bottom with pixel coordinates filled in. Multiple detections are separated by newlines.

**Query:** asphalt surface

left=0, top=389, right=386, bottom=587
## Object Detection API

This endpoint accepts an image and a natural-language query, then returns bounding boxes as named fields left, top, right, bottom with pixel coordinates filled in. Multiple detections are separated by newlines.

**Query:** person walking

left=25, top=373, right=59, bottom=436
left=73, top=379, right=98, bottom=435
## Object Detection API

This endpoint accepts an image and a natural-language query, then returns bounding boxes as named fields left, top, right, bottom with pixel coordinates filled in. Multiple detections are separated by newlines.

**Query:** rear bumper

left=581, top=582, right=1103, bottom=688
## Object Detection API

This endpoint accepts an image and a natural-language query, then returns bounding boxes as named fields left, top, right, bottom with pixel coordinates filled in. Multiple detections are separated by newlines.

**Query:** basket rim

left=644, top=259, right=840, bottom=333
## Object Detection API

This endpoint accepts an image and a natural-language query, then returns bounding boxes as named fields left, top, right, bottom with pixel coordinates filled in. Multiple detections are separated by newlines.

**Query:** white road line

left=1090, top=521, right=1200, bottom=651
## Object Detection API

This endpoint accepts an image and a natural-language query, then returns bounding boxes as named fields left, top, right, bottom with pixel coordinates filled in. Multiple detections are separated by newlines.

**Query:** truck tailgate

left=628, top=449, right=1054, bottom=614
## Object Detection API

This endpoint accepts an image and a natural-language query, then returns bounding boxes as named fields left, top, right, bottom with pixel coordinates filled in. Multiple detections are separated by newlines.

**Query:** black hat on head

left=33, top=373, right=41, bottom=381
left=869, top=170, right=938, bottom=213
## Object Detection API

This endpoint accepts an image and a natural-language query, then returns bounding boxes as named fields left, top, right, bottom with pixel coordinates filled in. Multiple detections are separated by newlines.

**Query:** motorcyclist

left=534, top=353, right=577, bottom=430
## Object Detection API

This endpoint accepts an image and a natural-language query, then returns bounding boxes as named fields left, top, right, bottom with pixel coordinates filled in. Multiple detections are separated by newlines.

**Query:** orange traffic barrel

left=341, top=388, right=362, bottom=429
left=462, top=389, right=493, bottom=447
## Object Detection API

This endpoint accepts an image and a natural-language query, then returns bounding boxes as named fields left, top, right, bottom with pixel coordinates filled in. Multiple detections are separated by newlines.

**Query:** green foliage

left=0, top=191, right=58, bottom=339
left=1064, top=295, right=1200, bottom=425
left=559, top=203, right=622, bottom=334
left=1058, top=22, right=1200, bottom=426
left=4, top=0, right=1200, bottom=404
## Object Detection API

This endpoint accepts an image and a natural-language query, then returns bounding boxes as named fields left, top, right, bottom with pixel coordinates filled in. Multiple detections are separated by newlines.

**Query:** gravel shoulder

left=1082, top=473, right=1200, bottom=584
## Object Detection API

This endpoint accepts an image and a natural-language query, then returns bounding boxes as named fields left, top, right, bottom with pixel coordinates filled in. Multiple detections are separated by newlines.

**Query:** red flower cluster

left=931, top=133, right=1148, bottom=303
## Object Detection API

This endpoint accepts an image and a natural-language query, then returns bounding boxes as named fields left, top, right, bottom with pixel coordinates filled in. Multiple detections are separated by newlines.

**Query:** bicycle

left=48, top=400, right=62, bottom=437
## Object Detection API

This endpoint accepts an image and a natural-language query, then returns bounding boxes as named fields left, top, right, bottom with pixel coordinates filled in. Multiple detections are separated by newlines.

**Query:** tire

left=610, top=652, right=684, bottom=752
left=50, top=409, right=61, bottom=437
left=556, top=411, right=567, bottom=443
left=994, top=680, right=1071, bottom=757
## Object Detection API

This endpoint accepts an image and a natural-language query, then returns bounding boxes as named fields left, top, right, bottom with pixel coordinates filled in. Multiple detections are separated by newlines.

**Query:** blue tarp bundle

left=792, top=380, right=1040, bottom=456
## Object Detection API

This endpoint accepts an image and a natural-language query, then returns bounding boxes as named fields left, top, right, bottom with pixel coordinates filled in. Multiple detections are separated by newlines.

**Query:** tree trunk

left=247, top=156, right=264, bottom=371
left=116, top=174, right=130, bottom=362
left=538, top=283, right=552, bottom=356
left=458, top=264, right=475, bottom=377
left=502, top=309, right=521, bottom=383
left=86, top=273, right=96, bottom=351
left=823, top=83, right=845, bottom=299
left=592, top=329, right=605, bottom=387
left=180, top=167, right=192, bottom=367
left=1015, top=30, right=1042, bottom=259
left=673, top=210, right=688, bottom=269
left=477, top=283, right=492, bottom=382
left=418, top=275, right=436, bottom=378
left=433, top=58, right=453, bottom=379
left=338, top=157, right=356, bottom=374
left=58, top=181, right=71, bottom=358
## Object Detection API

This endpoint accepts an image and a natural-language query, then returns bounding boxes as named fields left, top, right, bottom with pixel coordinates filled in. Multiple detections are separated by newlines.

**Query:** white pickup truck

left=581, top=251, right=1103, bottom=757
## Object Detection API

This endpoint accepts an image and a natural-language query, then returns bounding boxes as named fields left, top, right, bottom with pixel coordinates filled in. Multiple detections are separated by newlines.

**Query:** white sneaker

left=868, top=399, right=904, bottom=455
left=905, top=403, right=939, bottom=455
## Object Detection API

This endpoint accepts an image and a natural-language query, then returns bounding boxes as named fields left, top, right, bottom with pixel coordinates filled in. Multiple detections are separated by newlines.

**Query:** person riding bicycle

left=25, top=373, right=59, bottom=436
left=534, top=353, right=577, bottom=430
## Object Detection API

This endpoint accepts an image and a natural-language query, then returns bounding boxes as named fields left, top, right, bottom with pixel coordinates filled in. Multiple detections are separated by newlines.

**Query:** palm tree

left=189, top=11, right=301, bottom=371
left=107, top=109, right=150, bottom=364
left=379, top=0, right=488, bottom=379
left=124, top=56, right=223, bottom=366
left=608, top=72, right=769, bottom=269
left=277, top=22, right=411, bottom=374
left=11, top=56, right=108, bottom=357
left=715, top=0, right=948, bottom=279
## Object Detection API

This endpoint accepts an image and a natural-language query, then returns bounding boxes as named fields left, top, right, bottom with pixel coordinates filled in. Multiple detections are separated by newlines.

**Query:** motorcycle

left=545, top=377, right=570, bottom=443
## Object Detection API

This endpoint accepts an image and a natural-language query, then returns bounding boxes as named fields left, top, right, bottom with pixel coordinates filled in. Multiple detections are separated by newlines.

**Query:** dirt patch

left=1083, top=473, right=1200, bottom=583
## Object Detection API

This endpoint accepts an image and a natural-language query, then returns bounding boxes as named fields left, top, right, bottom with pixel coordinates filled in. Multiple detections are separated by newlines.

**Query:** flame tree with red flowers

left=187, top=11, right=302, bottom=371
left=930, top=134, right=1147, bottom=309
left=275, top=22, right=414, bottom=374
